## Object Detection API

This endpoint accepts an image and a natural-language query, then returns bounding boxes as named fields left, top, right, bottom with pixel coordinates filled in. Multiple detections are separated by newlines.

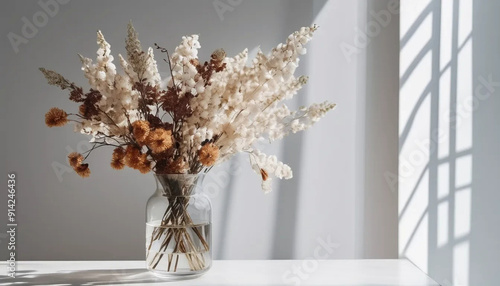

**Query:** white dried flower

left=40, top=23, right=334, bottom=193
left=249, top=150, right=293, bottom=193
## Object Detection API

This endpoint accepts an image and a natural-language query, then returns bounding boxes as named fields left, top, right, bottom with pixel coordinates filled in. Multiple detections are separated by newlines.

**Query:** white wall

left=0, top=0, right=399, bottom=261
left=399, top=0, right=500, bottom=285
left=362, top=0, right=400, bottom=259
left=469, top=2, right=500, bottom=284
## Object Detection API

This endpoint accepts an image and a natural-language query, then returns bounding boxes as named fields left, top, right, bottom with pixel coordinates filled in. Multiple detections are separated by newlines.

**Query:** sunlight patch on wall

left=399, top=0, right=473, bottom=285
left=453, top=241, right=470, bottom=285
left=437, top=201, right=449, bottom=248
left=438, top=67, right=451, bottom=159
left=400, top=14, right=433, bottom=80
left=400, top=0, right=432, bottom=38
left=454, top=188, right=471, bottom=239
left=456, top=38, right=473, bottom=153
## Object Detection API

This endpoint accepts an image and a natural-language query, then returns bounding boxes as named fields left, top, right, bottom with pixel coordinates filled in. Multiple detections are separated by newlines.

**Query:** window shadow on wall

left=399, top=0, right=474, bottom=285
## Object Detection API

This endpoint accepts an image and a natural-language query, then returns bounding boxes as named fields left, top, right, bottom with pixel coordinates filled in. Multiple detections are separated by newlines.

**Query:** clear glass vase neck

left=153, top=173, right=205, bottom=197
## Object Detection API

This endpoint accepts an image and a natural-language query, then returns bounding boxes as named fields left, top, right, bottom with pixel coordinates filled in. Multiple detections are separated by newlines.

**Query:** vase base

left=148, top=268, right=209, bottom=281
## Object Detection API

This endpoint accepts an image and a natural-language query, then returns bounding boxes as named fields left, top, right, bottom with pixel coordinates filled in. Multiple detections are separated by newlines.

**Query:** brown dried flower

left=198, top=143, right=219, bottom=167
left=122, top=145, right=152, bottom=174
left=138, top=156, right=152, bottom=174
left=112, top=147, right=126, bottom=160
left=74, top=163, right=91, bottom=178
left=146, top=128, right=173, bottom=153
left=45, top=108, right=68, bottom=127
left=132, top=120, right=150, bottom=144
left=111, top=158, right=125, bottom=170
left=68, top=152, right=84, bottom=168
left=124, top=145, right=143, bottom=169
left=78, top=104, right=87, bottom=116
left=110, top=148, right=126, bottom=170
left=68, top=151, right=90, bottom=177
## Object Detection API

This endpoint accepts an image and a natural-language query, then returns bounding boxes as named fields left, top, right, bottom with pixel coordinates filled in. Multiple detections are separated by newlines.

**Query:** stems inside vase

left=146, top=196, right=210, bottom=273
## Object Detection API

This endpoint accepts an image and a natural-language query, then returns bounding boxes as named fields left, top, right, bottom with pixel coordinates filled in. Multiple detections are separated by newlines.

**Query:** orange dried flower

left=68, top=152, right=90, bottom=177
left=68, top=152, right=84, bottom=168
left=111, top=148, right=126, bottom=169
left=111, top=159, right=125, bottom=170
left=45, top=107, right=68, bottom=127
left=112, top=147, right=126, bottom=160
left=146, top=128, right=173, bottom=153
left=138, top=156, right=152, bottom=174
left=198, top=143, right=219, bottom=167
left=132, top=120, right=150, bottom=144
left=74, top=163, right=91, bottom=178
left=124, top=145, right=143, bottom=169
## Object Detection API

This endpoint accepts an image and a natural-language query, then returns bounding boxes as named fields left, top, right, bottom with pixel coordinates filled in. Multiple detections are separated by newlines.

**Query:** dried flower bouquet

left=40, top=22, right=335, bottom=272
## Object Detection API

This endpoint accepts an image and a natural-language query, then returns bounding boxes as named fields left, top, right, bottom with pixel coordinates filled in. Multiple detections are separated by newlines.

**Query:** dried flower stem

left=147, top=197, right=209, bottom=272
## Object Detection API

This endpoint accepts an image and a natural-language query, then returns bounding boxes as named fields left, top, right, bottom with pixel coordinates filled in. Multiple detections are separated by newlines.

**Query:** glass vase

left=146, top=174, right=212, bottom=279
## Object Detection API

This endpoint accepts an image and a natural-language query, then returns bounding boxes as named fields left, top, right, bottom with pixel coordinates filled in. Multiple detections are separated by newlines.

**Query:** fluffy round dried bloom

left=74, top=163, right=91, bottom=178
left=146, top=128, right=173, bottom=153
left=110, top=149, right=125, bottom=170
left=111, top=158, right=125, bottom=170
left=132, top=120, right=150, bottom=144
left=138, top=156, right=152, bottom=174
left=198, top=143, right=219, bottom=167
left=68, top=152, right=84, bottom=168
left=45, top=108, right=68, bottom=127
left=124, top=145, right=143, bottom=168
left=111, top=147, right=126, bottom=169
left=112, top=147, right=126, bottom=160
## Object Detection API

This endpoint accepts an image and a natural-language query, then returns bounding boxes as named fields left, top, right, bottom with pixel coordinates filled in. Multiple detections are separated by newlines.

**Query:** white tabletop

left=1, top=260, right=438, bottom=285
